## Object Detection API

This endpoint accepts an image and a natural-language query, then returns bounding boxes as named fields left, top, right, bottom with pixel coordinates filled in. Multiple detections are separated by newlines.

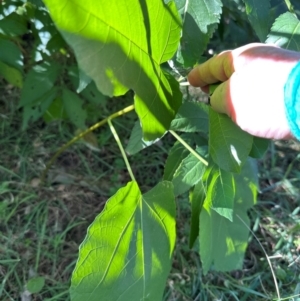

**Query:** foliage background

left=1, top=0, right=300, bottom=300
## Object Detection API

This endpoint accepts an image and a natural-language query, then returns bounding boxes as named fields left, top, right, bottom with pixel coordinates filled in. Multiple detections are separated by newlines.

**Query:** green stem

left=169, top=130, right=208, bottom=166
left=40, top=104, right=135, bottom=184
left=107, top=119, right=136, bottom=182
left=284, top=0, right=295, bottom=13
left=278, top=293, right=300, bottom=301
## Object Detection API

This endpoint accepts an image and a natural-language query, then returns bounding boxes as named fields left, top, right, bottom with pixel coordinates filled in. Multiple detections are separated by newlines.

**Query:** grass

left=0, top=83, right=167, bottom=301
left=1, top=80, right=300, bottom=301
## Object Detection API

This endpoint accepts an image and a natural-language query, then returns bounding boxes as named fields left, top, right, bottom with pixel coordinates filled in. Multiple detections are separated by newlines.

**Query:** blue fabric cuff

left=284, top=61, right=300, bottom=140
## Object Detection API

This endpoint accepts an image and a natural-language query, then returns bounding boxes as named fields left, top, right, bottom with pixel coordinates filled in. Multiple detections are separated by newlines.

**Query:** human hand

left=188, top=43, right=300, bottom=139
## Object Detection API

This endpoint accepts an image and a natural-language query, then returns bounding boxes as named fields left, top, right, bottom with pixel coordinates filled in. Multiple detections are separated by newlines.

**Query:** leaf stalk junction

left=41, top=104, right=208, bottom=184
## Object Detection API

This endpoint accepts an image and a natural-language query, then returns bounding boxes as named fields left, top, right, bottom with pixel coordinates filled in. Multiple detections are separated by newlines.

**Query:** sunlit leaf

left=266, top=12, right=300, bottom=51
left=209, top=109, right=253, bottom=173
left=200, top=159, right=258, bottom=274
left=242, top=0, right=271, bottom=42
left=44, top=0, right=182, bottom=140
left=70, top=181, right=176, bottom=301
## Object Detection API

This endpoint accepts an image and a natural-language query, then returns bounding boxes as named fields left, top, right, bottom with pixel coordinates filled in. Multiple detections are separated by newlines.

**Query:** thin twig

left=169, top=130, right=208, bottom=166
left=40, top=104, right=135, bottom=184
left=107, top=119, right=136, bottom=182
left=284, top=0, right=295, bottom=13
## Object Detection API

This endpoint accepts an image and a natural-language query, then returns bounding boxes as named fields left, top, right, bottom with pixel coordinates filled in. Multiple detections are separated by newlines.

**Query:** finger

left=187, top=50, right=234, bottom=87
left=187, top=43, right=270, bottom=88
left=209, top=80, right=233, bottom=118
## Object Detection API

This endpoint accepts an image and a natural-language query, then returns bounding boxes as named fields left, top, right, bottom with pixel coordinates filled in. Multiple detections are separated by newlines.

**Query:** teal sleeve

left=284, top=61, right=300, bottom=140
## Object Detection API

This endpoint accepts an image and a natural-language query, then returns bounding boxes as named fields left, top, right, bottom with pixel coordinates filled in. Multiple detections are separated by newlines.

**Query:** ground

left=1, top=80, right=300, bottom=301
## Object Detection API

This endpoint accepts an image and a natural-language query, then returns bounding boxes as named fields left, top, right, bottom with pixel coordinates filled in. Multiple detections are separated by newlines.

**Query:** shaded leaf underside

left=44, top=0, right=182, bottom=140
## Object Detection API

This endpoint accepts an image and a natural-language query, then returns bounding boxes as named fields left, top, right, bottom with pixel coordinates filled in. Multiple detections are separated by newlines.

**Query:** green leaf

left=209, top=109, right=253, bottom=173
left=126, top=121, right=160, bottom=155
left=189, top=181, right=205, bottom=248
left=44, top=0, right=182, bottom=140
left=22, top=87, right=58, bottom=130
left=80, top=81, right=106, bottom=105
left=170, top=102, right=208, bottom=133
left=203, top=163, right=235, bottom=221
left=0, top=38, right=23, bottom=72
left=26, top=276, right=45, bottom=294
left=173, top=0, right=186, bottom=14
left=70, top=181, right=176, bottom=301
left=249, top=136, right=269, bottom=158
left=192, top=134, right=209, bottom=148
left=200, top=208, right=247, bottom=274
left=76, top=69, right=92, bottom=94
left=0, top=61, right=23, bottom=88
left=235, top=158, right=258, bottom=204
left=188, top=0, right=222, bottom=33
left=43, top=97, right=67, bottom=123
left=242, top=0, right=271, bottom=42
left=172, top=146, right=207, bottom=196
left=23, top=2, right=37, bottom=19
left=209, top=83, right=220, bottom=95
left=19, top=62, right=61, bottom=108
left=266, top=12, right=300, bottom=51
left=62, top=89, right=87, bottom=129
left=19, top=62, right=61, bottom=129
left=163, top=140, right=191, bottom=181
left=28, top=0, right=44, bottom=6
left=177, top=0, right=222, bottom=66
left=199, top=159, right=258, bottom=274
left=67, top=66, right=106, bottom=105
left=0, top=12, right=28, bottom=36
left=46, top=31, right=67, bottom=53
